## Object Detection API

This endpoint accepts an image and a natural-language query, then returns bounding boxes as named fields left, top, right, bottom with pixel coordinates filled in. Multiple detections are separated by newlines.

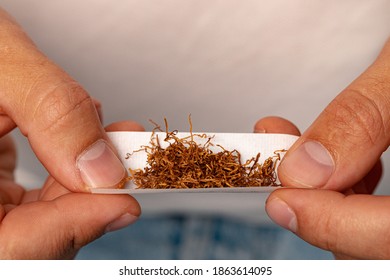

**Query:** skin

left=255, top=117, right=384, bottom=259
left=0, top=122, right=143, bottom=259
left=261, top=38, right=390, bottom=259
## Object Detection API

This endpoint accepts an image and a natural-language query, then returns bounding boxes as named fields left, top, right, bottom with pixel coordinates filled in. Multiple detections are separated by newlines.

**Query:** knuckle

left=325, top=87, right=387, bottom=148
left=32, top=81, right=94, bottom=133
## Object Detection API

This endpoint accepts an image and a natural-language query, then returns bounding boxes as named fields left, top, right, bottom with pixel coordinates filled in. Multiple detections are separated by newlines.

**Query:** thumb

left=0, top=8, right=125, bottom=191
left=0, top=192, right=140, bottom=259
left=278, top=38, right=390, bottom=190
left=266, top=188, right=390, bottom=259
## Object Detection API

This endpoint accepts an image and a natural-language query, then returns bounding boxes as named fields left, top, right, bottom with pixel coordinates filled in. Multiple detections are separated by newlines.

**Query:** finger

left=0, top=180, right=24, bottom=205
left=266, top=188, right=390, bottom=259
left=38, top=121, right=145, bottom=200
left=0, top=113, right=16, bottom=137
left=278, top=39, right=390, bottom=190
left=20, top=189, right=40, bottom=204
left=38, top=176, right=69, bottom=201
left=0, top=135, right=24, bottom=205
left=0, top=192, right=140, bottom=259
left=350, top=160, right=382, bottom=195
left=0, top=9, right=125, bottom=192
left=0, top=135, right=16, bottom=180
left=105, top=120, right=145, bottom=132
left=253, top=116, right=301, bottom=136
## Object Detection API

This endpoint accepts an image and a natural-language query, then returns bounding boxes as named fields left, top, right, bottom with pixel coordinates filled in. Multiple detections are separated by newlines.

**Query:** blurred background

left=2, top=0, right=389, bottom=259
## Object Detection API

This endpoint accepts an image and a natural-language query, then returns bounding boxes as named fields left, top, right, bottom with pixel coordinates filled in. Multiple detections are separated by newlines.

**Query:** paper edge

left=91, top=186, right=281, bottom=194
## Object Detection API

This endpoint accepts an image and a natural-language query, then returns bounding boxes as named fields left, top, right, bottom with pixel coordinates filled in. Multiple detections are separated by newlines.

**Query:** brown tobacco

left=120, top=117, right=282, bottom=189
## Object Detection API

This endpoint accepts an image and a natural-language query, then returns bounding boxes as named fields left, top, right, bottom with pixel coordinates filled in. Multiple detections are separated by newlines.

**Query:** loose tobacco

left=120, top=117, right=283, bottom=189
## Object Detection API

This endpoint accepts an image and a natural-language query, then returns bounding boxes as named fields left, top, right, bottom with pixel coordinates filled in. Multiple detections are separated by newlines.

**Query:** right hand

left=258, top=37, right=389, bottom=259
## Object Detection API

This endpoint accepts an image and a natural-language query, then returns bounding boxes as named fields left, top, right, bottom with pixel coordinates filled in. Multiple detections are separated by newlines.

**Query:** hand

left=0, top=7, right=142, bottom=259
left=0, top=7, right=125, bottom=191
left=261, top=38, right=390, bottom=259
left=0, top=121, right=143, bottom=259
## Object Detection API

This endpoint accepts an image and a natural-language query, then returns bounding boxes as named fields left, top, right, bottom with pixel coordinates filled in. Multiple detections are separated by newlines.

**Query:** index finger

left=266, top=188, right=390, bottom=259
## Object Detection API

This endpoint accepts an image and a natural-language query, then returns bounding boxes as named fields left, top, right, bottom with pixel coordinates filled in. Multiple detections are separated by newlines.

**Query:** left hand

left=0, top=120, right=143, bottom=259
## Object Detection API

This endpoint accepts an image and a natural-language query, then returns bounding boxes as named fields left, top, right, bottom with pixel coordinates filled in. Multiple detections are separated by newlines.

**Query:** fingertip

left=254, top=116, right=301, bottom=136
left=278, top=140, right=335, bottom=188
left=265, top=194, right=297, bottom=232
left=104, top=213, right=139, bottom=233
left=77, top=139, right=126, bottom=189
left=105, top=120, right=145, bottom=132
left=58, top=192, right=141, bottom=228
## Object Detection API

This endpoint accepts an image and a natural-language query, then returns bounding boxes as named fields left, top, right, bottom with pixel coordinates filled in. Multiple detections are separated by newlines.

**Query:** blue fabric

left=76, top=215, right=332, bottom=260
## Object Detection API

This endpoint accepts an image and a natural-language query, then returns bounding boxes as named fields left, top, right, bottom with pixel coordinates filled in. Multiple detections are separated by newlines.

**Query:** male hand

left=261, top=38, right=390, bottom=259
left=0, top=6, right=143, bottom=259
left=0, top=120, right=144, bottom=259
left=0, top=7, right=125, bottom=191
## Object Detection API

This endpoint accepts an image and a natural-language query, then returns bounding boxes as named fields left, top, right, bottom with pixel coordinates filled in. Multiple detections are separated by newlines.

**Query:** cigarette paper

left=92, top=132, right=298, bottom=194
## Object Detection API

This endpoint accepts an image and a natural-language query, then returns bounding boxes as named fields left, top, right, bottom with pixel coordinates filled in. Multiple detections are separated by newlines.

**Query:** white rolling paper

left=93, top=132, right=298, bottom=223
